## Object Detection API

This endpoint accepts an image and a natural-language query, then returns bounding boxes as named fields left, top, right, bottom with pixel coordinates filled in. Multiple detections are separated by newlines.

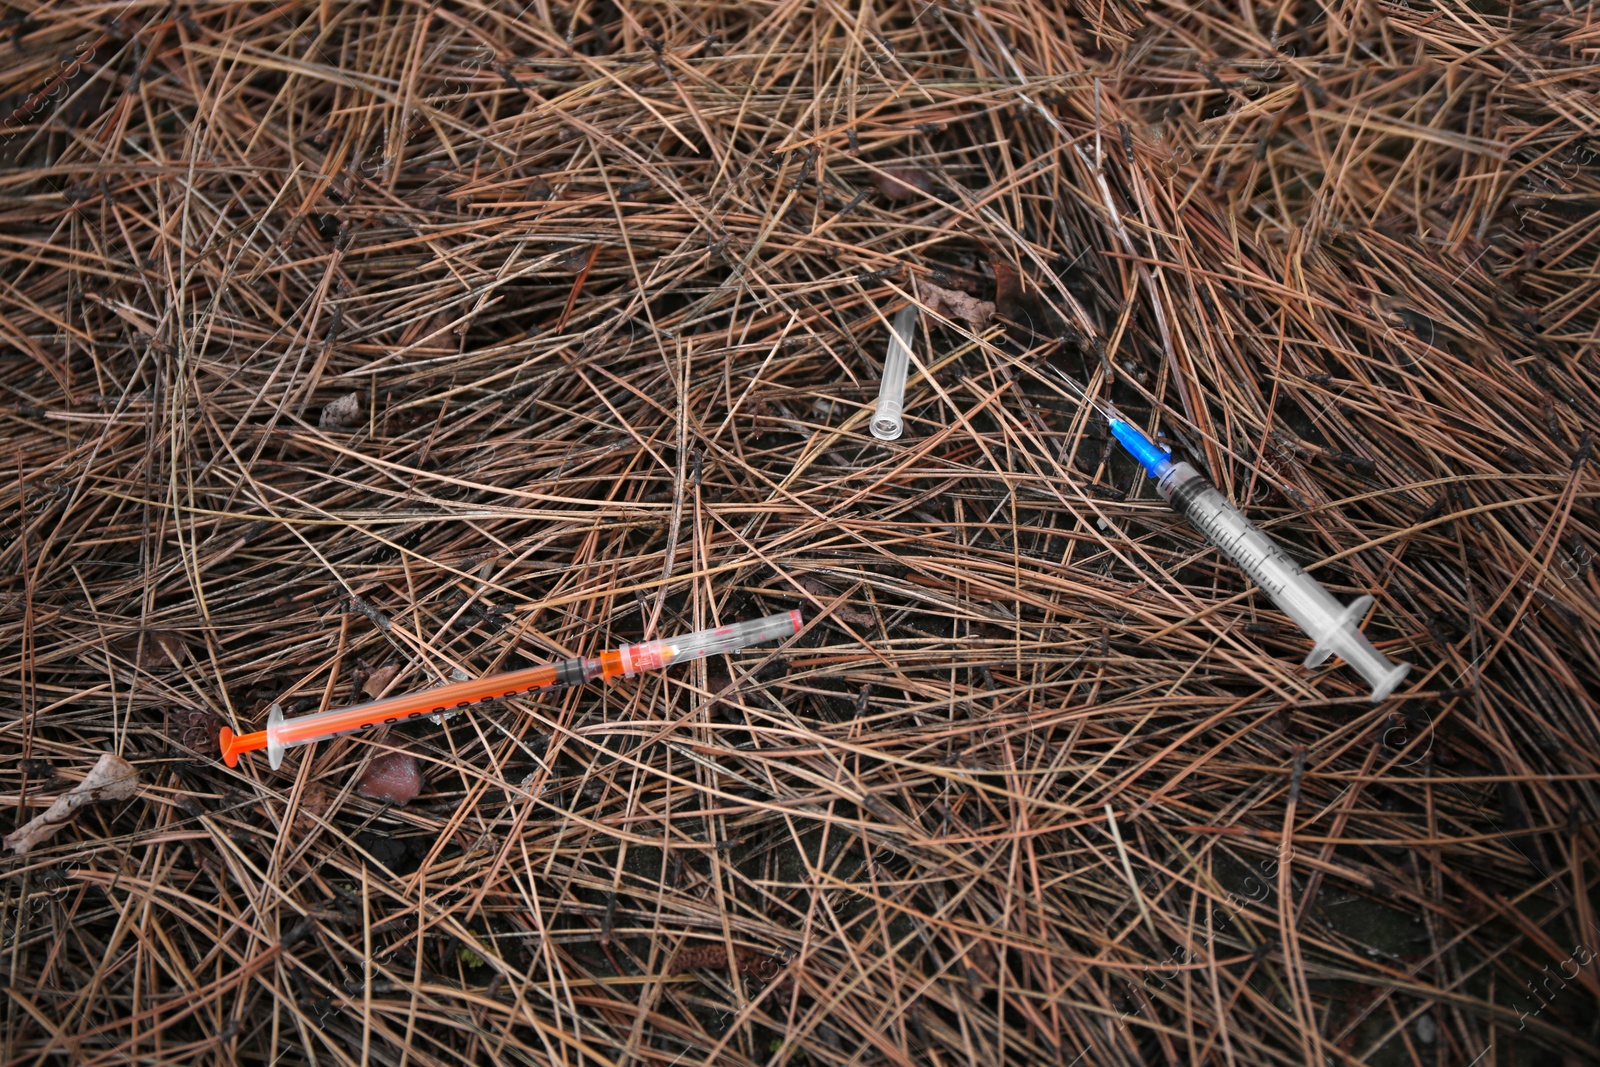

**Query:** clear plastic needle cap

left=872, top=304, right=918, bottom=441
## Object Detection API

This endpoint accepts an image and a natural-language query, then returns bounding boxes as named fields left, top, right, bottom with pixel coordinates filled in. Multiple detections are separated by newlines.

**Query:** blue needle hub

left=1109, top=416, right=1171, bottom=477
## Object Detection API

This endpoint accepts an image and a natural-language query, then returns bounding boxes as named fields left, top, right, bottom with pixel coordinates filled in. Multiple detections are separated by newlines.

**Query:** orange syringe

left=219, top=610, right=802, bottom=768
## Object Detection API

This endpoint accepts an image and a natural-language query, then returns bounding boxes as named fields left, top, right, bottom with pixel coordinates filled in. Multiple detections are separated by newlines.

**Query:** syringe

left=1105, top=414, right=1410, bottom=702
left=220, top=610, right=803, bottom=768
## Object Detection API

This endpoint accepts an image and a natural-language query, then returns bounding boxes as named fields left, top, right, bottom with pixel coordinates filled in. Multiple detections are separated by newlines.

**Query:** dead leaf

left=990, top=260, right=1047, bottom=349
left=294, top=782, right=333, bottom=834
left=798, top=578, right=876, bottom=628
left=668, top=942, right=788, bottom=984
left=109, top=630, right=189, bottom=668
left=549, top=243, right=594, bottom=273
left=919, top=281, right=995, bottom=335
left=362, top=664, right=401, bottom=699
left=874, top=165, right=933, bottom=201
left=5, top=753, right=141, bottom=855
left=319, top=392, right=364, bottom=429
left=992, top=260, right=1023, bottom=313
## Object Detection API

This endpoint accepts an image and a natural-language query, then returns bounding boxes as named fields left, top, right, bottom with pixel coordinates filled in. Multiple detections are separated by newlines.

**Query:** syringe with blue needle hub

left=1098, top=399, right=1410, bottom=702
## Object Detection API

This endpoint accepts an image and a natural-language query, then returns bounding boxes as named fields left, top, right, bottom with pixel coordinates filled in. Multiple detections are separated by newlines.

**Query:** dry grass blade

left=2, top=0, right=1598, bottom=1064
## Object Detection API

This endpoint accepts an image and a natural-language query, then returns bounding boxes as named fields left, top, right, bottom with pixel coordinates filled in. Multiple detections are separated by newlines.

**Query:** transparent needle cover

left=872, top=304, right=918, bottom=441
left=662, top=610, right=804, bottom=666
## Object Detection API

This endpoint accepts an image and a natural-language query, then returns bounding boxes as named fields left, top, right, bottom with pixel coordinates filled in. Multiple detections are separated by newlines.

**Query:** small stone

left=111, top=630, right=189, bottom=668
left=549, top=244, right=593, bottom=272
left=1414, top=1015, right=1436, bottom=1044
left=355, top=751, right=423, bottom=805
left=318, top=392, right=363, bottom=429
left=354, top=830, right=413, bottom=873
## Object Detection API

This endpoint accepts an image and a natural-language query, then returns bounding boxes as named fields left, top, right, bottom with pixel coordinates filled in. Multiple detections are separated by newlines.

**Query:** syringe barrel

left=1156, top=462, right=1409, bottom=701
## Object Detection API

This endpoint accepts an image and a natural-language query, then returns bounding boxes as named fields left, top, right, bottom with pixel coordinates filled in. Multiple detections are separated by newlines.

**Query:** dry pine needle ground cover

left=2, top=0, right=1599, bottom=1064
